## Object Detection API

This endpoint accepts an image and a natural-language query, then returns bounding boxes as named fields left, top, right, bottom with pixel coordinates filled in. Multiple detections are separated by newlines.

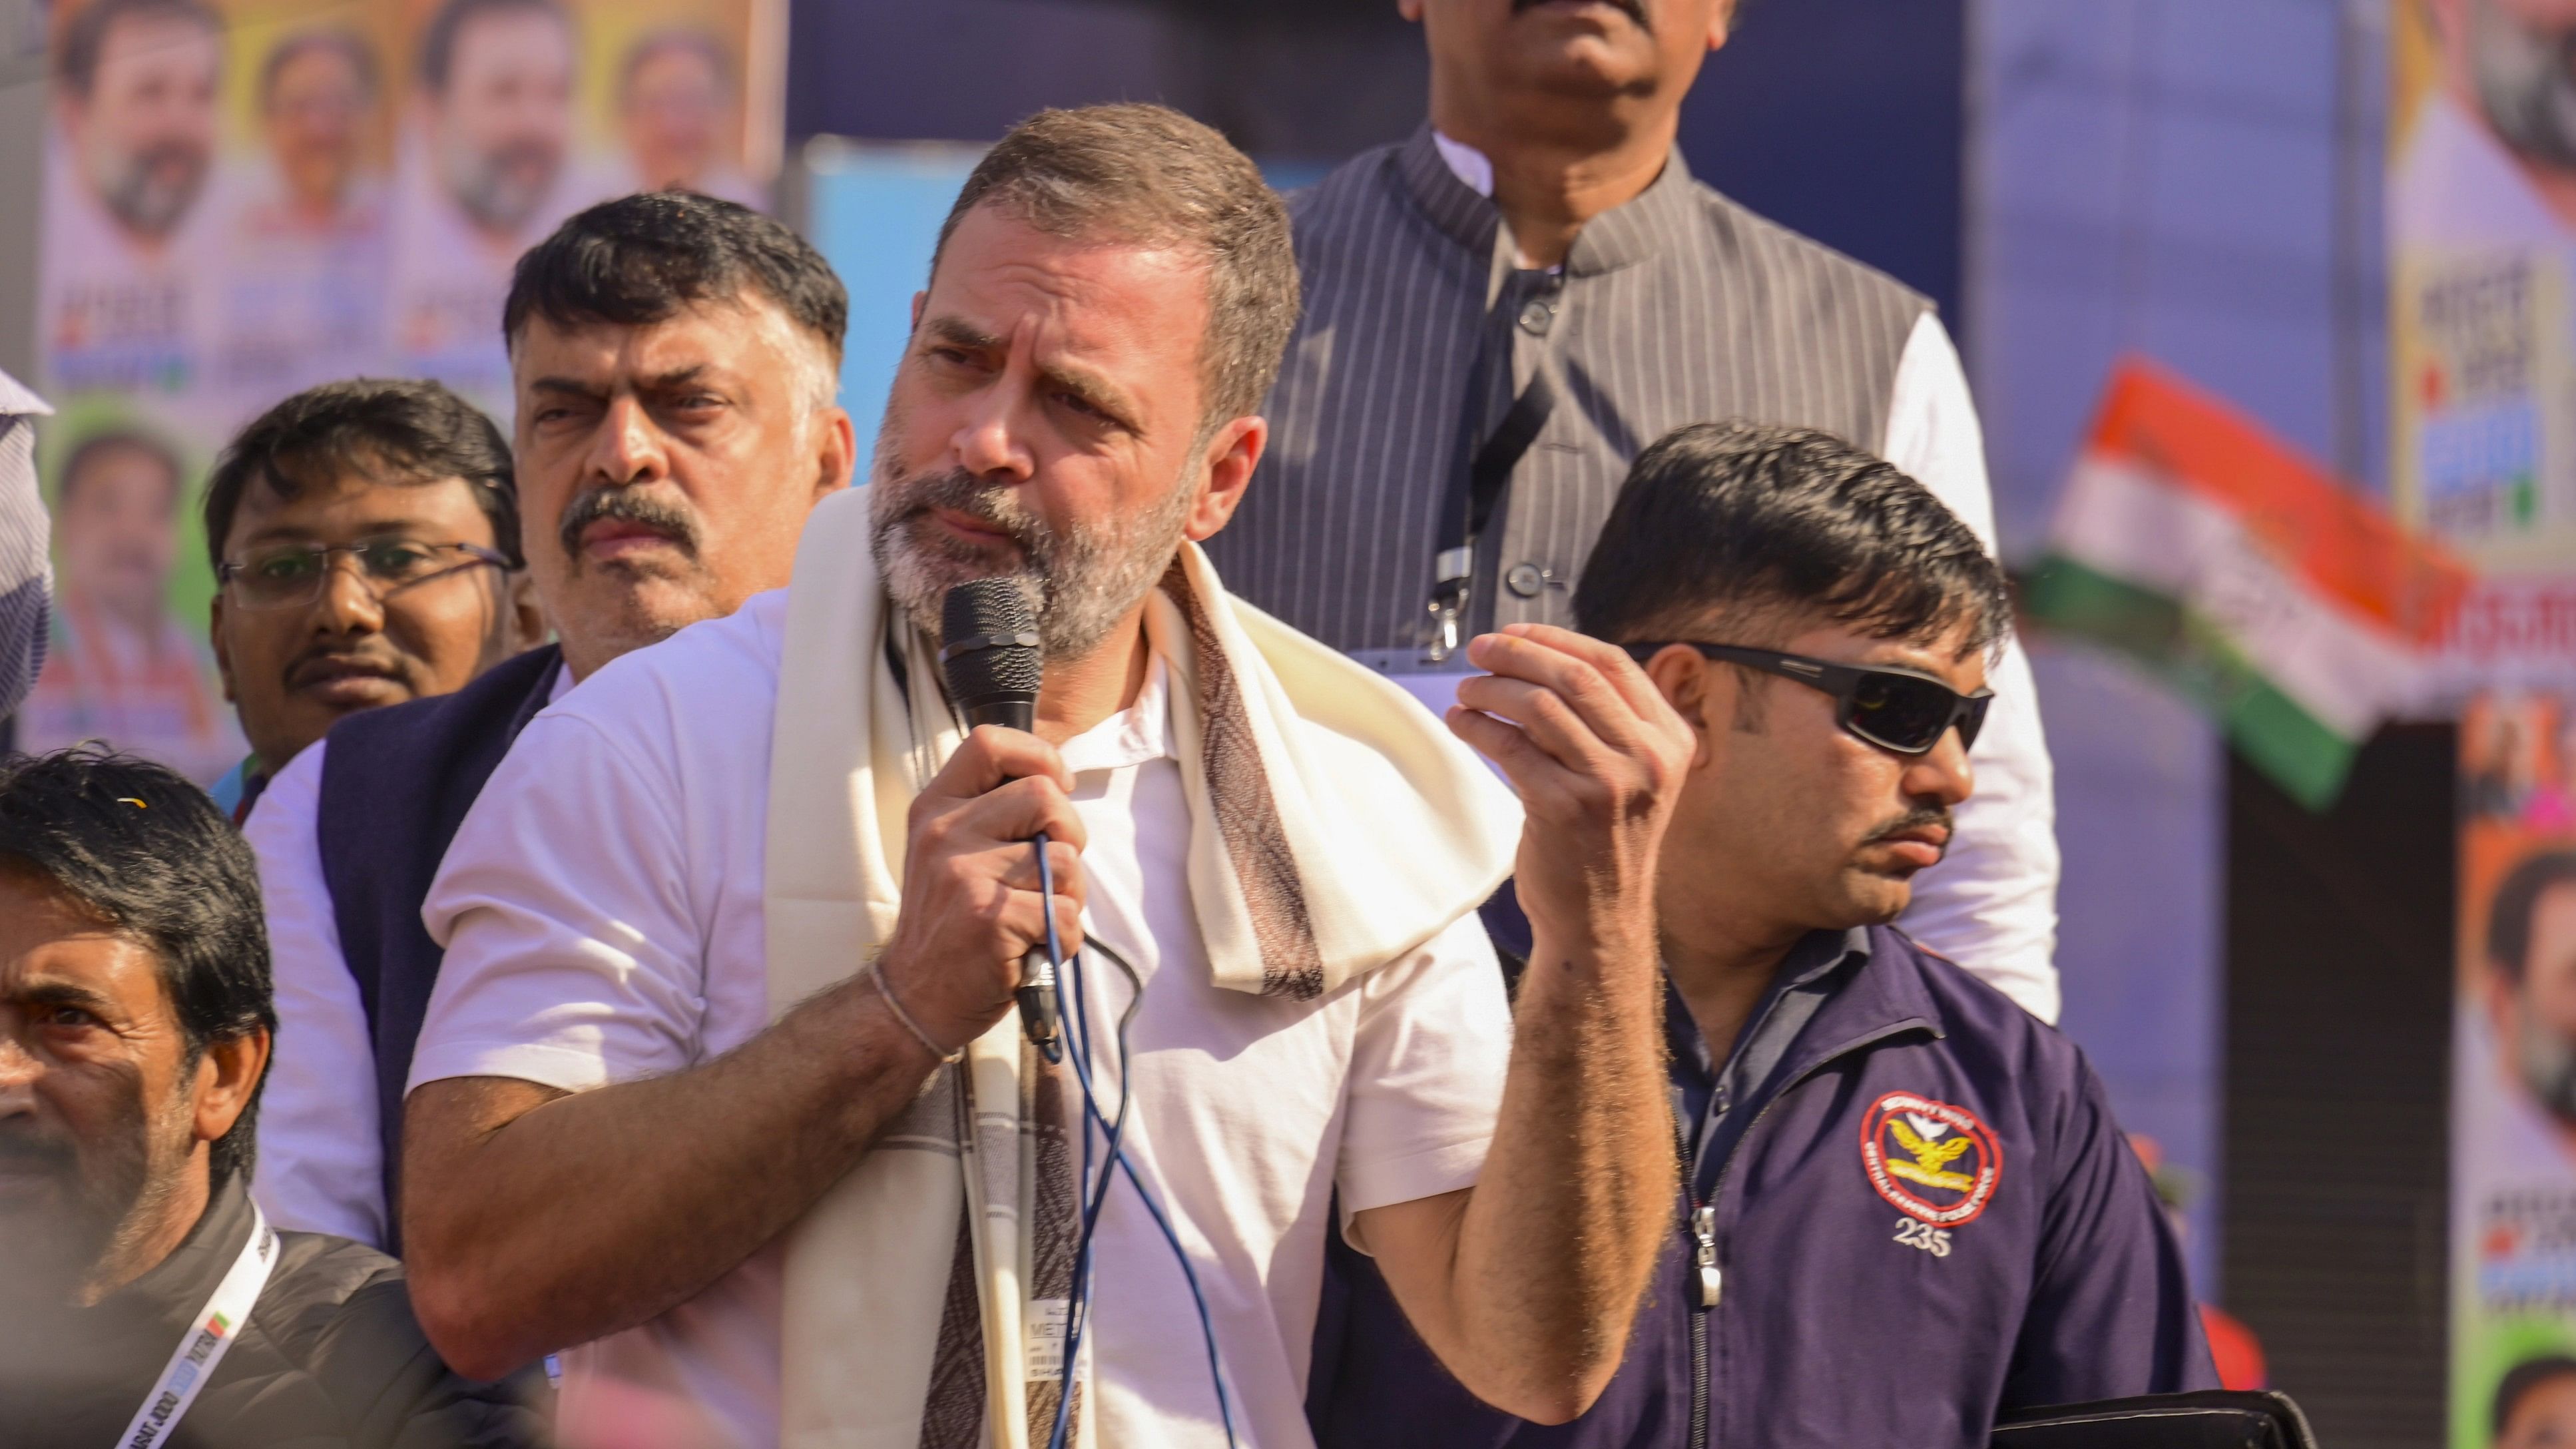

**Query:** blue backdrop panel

left=801, top=141, right=987, bottom=439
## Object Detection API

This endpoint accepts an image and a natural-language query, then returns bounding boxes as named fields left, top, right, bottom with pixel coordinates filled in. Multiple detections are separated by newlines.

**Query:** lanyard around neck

left=1425, top=274, right=1560, bottom=663
left=114, top=1202, right=278, bottom=1449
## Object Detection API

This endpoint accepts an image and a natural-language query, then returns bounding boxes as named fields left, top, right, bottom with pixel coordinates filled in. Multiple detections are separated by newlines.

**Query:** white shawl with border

left=761, top=486, right=1519, bottom=1447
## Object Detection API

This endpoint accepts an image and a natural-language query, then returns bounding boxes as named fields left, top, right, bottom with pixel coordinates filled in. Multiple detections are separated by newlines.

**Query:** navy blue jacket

left=314, top=643, right=561, bottom=1251
left=1309, top=924, right=2215, bottom=1449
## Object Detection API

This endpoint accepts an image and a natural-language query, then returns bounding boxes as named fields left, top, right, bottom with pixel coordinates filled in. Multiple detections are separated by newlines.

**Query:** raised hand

left=1446, top=623, right=1696, bottom=960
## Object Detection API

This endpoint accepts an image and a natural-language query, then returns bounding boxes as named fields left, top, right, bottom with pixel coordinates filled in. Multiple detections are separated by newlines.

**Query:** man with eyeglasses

left=1312, top=422, right=2214, bottom=1448
left=204, top=378, right=542, bottom=823
left=242, top=191, right=853, bottom=1254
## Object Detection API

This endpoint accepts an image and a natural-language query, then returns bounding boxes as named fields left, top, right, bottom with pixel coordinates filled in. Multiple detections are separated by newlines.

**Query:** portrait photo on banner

left=27, top=0, right=782, bottom=780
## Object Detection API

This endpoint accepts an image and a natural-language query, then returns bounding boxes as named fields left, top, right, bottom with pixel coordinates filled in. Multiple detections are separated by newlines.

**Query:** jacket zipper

left=1684, top=1019, right=1932, bottom=1449
left=1672, top=1105, right=1713, bottom=1449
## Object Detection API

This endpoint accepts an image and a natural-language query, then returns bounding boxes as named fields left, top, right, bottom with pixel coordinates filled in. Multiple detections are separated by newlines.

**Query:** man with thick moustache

left=1313, top=424, right=2213, bottom=1449
left=397, top=104, right=1685, bottom=1448
left=244, top=192, right=855, bottom=1252
left=1207, top=0, right=2064, bottom=1021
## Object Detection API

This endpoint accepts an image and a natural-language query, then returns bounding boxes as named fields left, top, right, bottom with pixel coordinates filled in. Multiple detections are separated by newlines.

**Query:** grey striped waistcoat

left=1209, top=126, right=1929, bottom=653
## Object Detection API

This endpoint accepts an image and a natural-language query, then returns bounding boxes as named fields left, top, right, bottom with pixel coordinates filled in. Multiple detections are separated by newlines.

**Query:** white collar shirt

left=246, top=660, right=575, bottom=1249
left=403, top=590, right=1512, bottom=1448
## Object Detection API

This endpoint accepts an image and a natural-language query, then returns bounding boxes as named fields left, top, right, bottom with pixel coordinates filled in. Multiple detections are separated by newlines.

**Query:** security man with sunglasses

left=1310, top=422, right=2216, bottom=1449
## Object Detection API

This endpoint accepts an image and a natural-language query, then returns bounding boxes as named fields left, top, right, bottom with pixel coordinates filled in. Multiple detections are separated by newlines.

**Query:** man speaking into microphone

left=394, top=103, right=1687, bottom=1449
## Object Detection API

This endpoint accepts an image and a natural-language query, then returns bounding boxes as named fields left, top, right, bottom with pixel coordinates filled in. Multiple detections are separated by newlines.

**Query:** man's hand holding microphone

left=867, top=728, right=1085, bottom=1062
left=868, top=579, right=1085, bottom=1063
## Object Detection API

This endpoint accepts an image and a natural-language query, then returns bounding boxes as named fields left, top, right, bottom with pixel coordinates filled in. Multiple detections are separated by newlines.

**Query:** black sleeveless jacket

left=315, top=644, right=562, bottom=1250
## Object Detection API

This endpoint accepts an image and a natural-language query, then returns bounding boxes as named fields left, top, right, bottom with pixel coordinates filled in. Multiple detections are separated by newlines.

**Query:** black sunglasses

left=1627, top=642, right=1992, bottom=756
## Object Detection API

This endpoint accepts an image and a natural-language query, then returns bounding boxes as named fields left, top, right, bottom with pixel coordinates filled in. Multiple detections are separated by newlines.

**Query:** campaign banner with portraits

left=2393, top=0, right=2576, bottom=577
left=2456, top=691, right=2576, bottom=1449
left=2391, top=7, right=2576, bottom=1443
left=28, top=0, right=780, bottom=781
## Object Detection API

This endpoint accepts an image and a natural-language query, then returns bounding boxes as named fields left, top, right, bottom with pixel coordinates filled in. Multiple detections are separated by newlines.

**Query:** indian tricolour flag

left=2025, top=360, right=2473, bottom=809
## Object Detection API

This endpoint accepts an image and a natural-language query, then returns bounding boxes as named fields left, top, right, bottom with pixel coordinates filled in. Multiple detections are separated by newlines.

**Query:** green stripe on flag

left=2025, top=557, right=2358, bottom=810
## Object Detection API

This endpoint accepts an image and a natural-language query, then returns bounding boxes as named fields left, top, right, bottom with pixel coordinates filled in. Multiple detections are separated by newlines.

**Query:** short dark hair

left=2490, top=851, right=2576, bottom=984
left=259, top=27, right=379, bottom=112
left=932, top=104, right=1298, bottom=428
left=0, top=750, right=272, bottom=1187
left=417, top=0, right=566, bottom=95
left=55, top=429, right=183, bottom=512
left=1573, top=422, right=2011, bottom=657
left=55, top=0, right=219, bottom=100
left=503, top=190, right=848, bottom=374
left=2495, top=1356, right=2576, bottom=1437
left=202, top=379, right=521, bottom=571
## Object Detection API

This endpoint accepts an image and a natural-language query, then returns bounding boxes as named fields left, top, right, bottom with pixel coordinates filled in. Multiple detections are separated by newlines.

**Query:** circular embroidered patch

left=1859, top=1091, right=2003, bottom=1227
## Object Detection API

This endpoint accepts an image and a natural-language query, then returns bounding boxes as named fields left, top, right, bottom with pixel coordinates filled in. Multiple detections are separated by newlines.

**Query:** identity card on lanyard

left=115, top=1203, right=278, bottom=1448
left=1350, top=649, right=1507, bottom=782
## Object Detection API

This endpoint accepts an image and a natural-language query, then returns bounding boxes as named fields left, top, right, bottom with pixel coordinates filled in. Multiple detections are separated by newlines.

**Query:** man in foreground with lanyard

left=0, top=748, right=544, bottom=1449
left=1312, top=424, right=2213, bottom=1448
left=397, top=104, right=1688, bottom=1447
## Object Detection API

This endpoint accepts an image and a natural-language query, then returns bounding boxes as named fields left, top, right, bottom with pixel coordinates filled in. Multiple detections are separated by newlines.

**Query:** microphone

left=937, top=579, right=1061, bottom=1062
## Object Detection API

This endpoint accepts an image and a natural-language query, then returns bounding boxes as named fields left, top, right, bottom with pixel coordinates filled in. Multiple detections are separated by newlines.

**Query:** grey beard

left=446, top=139, right=560, bottom=234
left=872, top=468, right=1194, bottom=661
left=98, top=142, right=209, bottom=238
left=868, top=422, right=1201, bottom=662
left=2469, top=0, right=2576, bottom=170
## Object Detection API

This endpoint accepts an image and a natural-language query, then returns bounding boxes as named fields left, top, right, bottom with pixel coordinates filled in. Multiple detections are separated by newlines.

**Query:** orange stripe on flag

left=2087, top=358, right=2473, bottom=644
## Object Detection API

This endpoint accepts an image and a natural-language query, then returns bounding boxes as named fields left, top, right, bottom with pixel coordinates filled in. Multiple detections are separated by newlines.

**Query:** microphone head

left=939, top=578, right=1043, bottom=733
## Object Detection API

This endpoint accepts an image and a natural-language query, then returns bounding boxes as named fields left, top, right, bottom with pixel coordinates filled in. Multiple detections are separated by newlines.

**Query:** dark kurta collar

left=1387, top=123, right=1700, bottom=278
left=1391, top=125, right=1502, bottom=259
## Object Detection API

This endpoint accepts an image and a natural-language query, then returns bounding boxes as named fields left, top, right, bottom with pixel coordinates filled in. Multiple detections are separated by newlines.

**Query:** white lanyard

left=115, top=1203, right=278, bottom=1449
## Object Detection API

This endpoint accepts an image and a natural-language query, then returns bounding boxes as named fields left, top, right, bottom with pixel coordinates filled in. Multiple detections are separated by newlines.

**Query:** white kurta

left=397, top=590, right=1513, bottom=1448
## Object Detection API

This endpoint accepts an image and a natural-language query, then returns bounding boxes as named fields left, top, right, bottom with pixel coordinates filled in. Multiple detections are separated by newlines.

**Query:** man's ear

left=208, top=593, right=238, bottom=706
left=1398, top=0, right=1425, bottom=22
left=1643, top=643, right=1720, bottom=772
left=1184, top=416, right=1268, bottom=542
left=503, top=569, right=546, bottom=655
left=814, top=404, right=858, bottom=498
left=909, top=290, right=926, bottom=332
left=1708, top=0, right=1733, bottom=51
left=190, top=1028, right=271, bottom=1149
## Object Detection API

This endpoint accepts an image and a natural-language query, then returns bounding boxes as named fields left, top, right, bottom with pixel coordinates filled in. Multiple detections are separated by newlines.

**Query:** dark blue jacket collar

left=1772, top=924, right=1947, bottom=1080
